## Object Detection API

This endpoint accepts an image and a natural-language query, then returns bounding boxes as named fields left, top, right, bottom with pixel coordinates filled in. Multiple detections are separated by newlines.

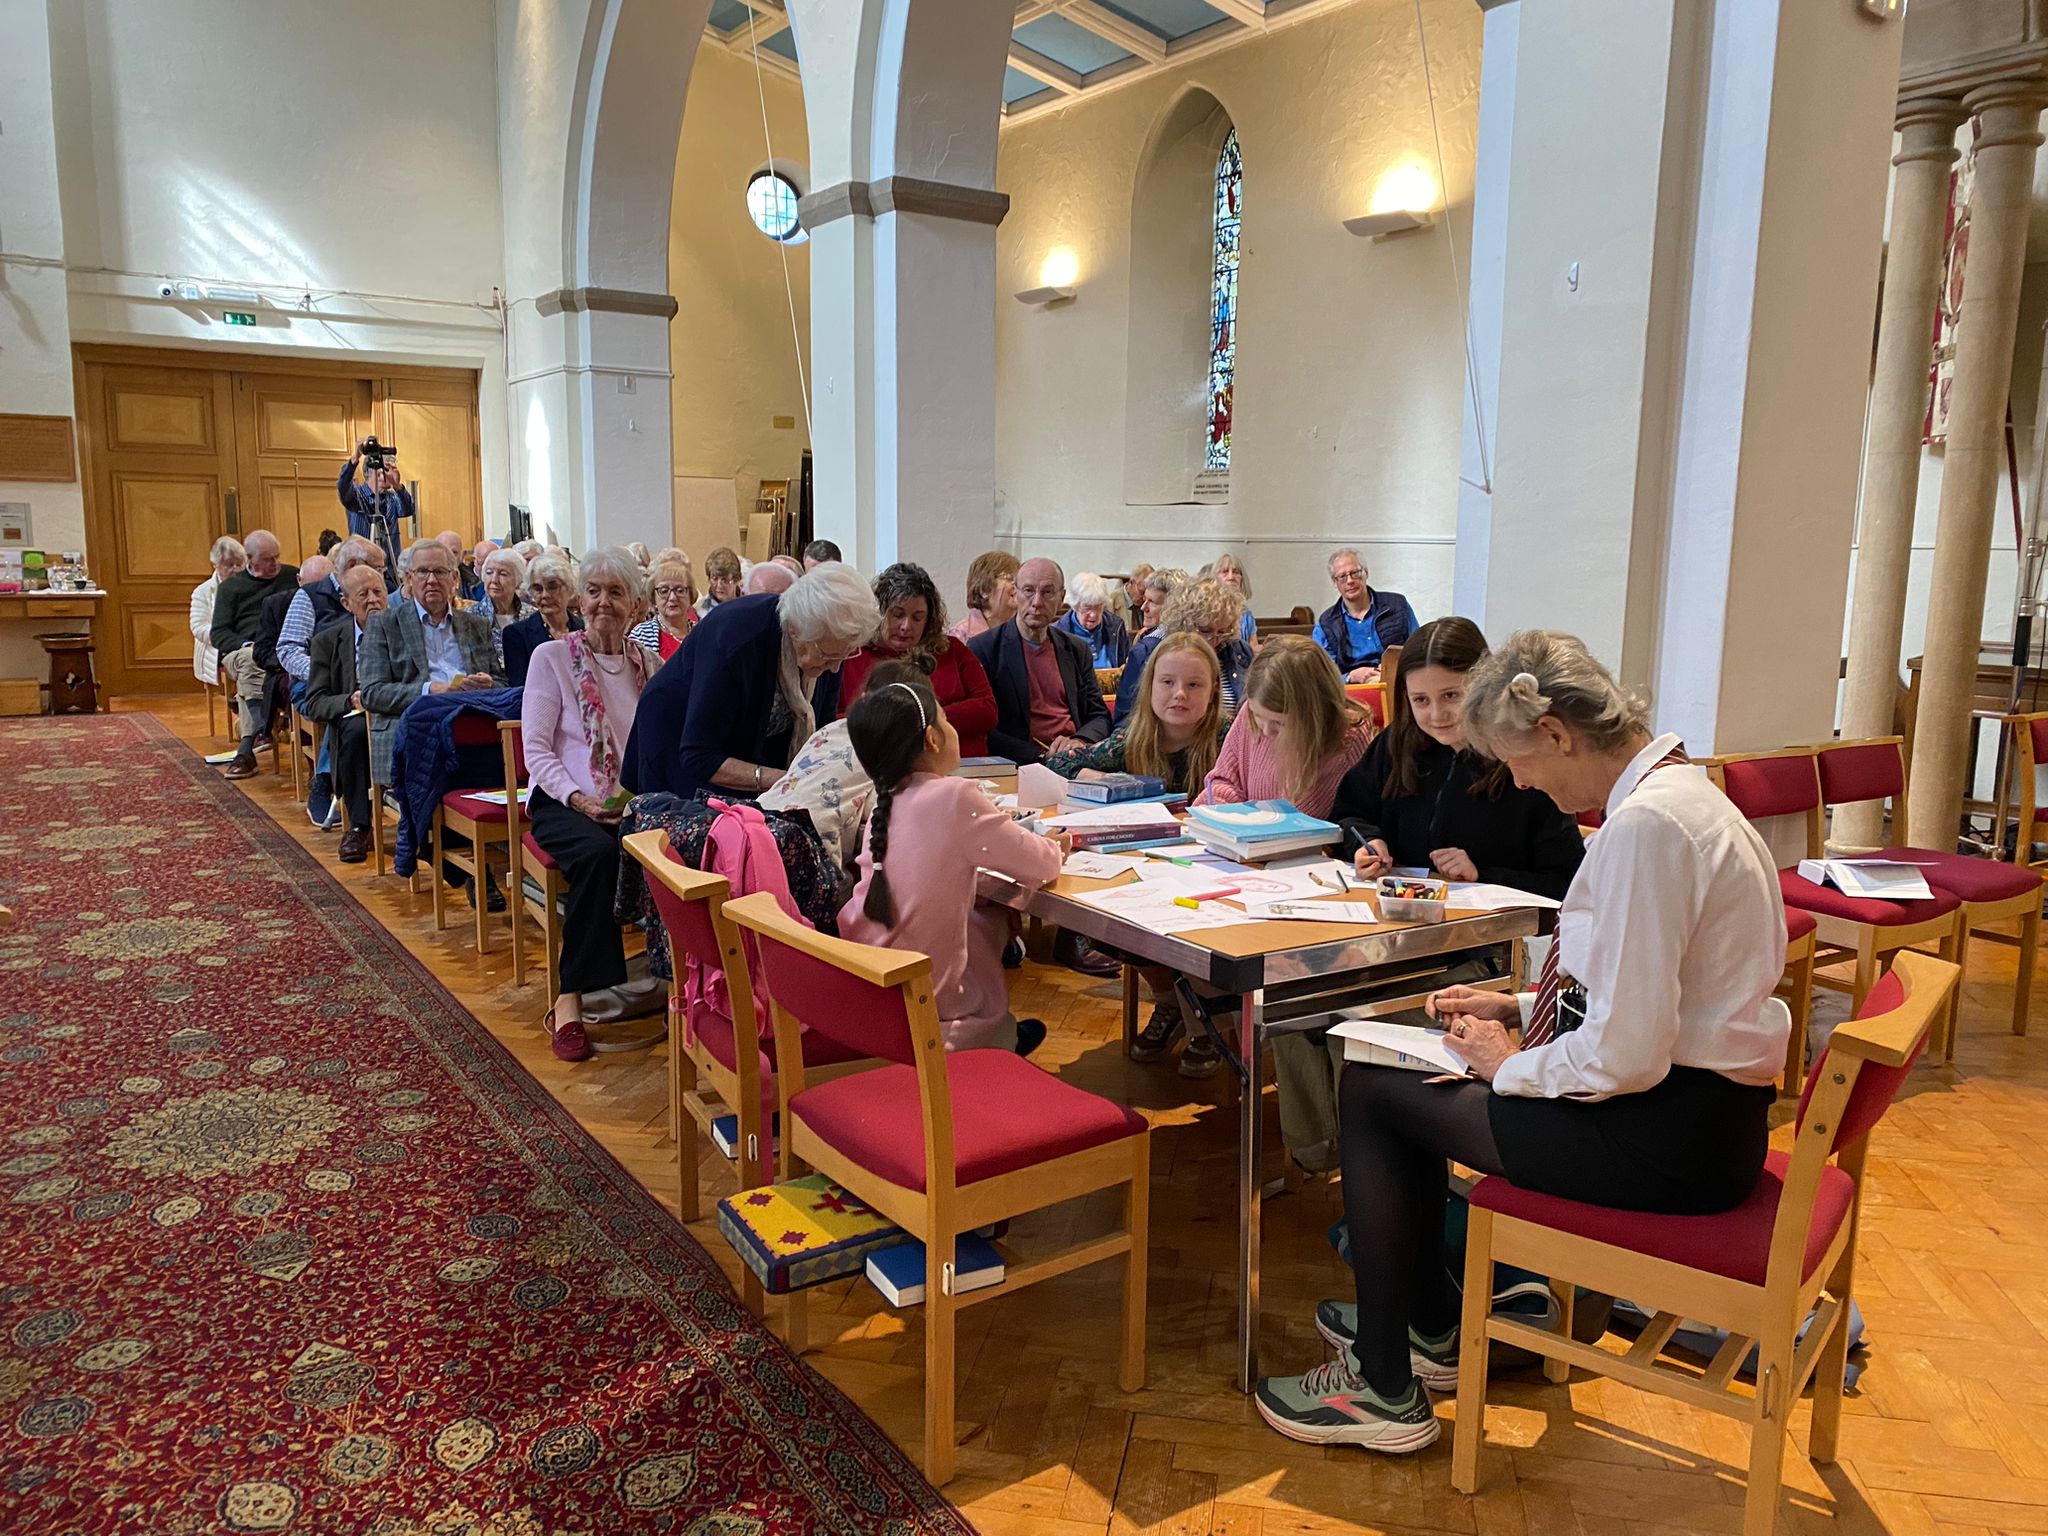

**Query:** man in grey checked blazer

left=359, top=538, right=505, bottom=787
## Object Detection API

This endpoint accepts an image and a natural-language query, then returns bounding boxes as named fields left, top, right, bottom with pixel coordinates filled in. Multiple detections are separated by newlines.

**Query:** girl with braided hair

left=838, top=670, right=1068, bottom=1056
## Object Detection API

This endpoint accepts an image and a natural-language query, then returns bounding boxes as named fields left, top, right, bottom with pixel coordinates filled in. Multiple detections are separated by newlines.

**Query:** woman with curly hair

left=837, top=562, right=999, bottom=756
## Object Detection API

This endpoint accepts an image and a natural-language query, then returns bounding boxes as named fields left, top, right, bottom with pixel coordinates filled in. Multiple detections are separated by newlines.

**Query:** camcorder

left=359, top=437, right=394, bottom=473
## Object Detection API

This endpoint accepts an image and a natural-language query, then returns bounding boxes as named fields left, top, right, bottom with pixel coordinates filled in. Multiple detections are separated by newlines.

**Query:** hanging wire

left=1413, top=0, right=1492, bottom=495
left=748, top=18, right=814, bottom=441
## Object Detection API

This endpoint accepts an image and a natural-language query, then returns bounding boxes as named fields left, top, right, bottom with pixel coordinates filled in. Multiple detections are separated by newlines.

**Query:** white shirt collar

left=1605, top=731, right=1684, bottom=819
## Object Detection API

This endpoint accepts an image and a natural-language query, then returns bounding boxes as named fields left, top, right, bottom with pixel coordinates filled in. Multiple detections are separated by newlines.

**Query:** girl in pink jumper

left=1197, top=635, right=1375, bottom=819
left=838, top=672, right=1068, bottom=1054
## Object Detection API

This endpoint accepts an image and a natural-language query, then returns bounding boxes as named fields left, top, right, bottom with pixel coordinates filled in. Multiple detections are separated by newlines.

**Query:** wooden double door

left=75, top=345, right=482, bottom=696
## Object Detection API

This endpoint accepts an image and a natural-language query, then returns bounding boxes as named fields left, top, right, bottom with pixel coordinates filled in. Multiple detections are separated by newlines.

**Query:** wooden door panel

left=126, top=606, right=197, bottom=666
left=106, top=375, right=219, bottom=453
left=250, top=383, right=356, bottom=458
left=252, top=476, right=343, bottom=568
left=386, top=396, right=479, bottom=545
left=114, top=473, right=220, bottom=578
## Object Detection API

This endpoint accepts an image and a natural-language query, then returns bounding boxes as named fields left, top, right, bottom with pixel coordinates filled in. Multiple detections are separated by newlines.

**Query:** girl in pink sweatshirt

left=838, top=671, right=1067, bottom=1053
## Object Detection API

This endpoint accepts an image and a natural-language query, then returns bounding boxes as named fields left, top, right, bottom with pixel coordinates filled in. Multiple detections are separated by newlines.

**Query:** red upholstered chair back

left=1816, top=741, right=1903, bottom=811
left=502, top=723, right=530, bottom=784
left=747, top=927, right=917, bottom=1067
left=451, top=711, right=502, bottom=749
left=2032, top=716, right=2048, bottom=765
left=1796, top=965, right=1929, bottom=1159
left=645, top=844, right=748, bottom=1036
left=1717, top=752, right=1820, bottom=821
left=1346, top=683, right=1387, bottom=728
left=1576, top=807, right=1605, bottom=832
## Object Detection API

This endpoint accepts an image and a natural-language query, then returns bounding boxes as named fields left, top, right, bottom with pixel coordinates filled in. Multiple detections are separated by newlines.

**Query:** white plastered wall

left=994, top=0, right=1480, bottom=619
left=668, top=43, right=813, bottom=561
left=46, top=0, right=510, bottom=534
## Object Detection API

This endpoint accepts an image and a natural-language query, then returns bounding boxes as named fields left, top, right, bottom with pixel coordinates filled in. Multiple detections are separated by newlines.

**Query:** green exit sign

left=223, top=310, right=256, bottom=326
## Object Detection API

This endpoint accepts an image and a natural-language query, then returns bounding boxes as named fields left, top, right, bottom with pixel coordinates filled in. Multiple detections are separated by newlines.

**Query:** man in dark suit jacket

left=968, top=557, right=1116, bottom=978
left=212, top=528, right=299, bottom=779
left=967, top=557, right=1110, bottom=767
left=358, top=539, right=504, bottom=789
left=303, top=565, right=389, bottom=863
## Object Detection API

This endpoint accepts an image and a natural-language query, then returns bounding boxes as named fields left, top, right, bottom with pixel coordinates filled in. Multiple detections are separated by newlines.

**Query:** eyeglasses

left=1331, top=567, right=1364, bottom=583
left=654, top=585, right=690, bottom=599
left=414, top=566, right=454, bottom=581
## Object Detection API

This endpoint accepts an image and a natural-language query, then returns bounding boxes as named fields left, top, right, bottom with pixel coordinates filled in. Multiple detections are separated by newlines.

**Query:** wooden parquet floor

left=126, top=693, right=2048, bottom=1535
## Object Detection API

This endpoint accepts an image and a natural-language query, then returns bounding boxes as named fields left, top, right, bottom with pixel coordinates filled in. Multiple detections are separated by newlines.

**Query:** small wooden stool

left=38, top=632, right=99, bottom=714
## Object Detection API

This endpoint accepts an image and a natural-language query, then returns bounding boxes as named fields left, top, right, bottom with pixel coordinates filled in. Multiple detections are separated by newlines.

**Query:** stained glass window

left=1206, top=128, right=1242, bottom=471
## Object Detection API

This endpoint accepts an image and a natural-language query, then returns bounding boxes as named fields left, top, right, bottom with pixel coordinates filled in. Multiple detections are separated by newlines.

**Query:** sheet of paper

left=1239, top=899, right=1382, bottom=925
left=1061, top=852, right=1144, bottom=880
left=1440, top=882, right=1562, bottom=910
left=1041, top=801, right=1182, bottom=831
left=1015, top=762, right=1067, bottom=810
left=1069, top=880, right=1257, bottom=934
left=1329, top=1018, right=1473, bottom=1076
left=468, top=787, right=532, bottom=806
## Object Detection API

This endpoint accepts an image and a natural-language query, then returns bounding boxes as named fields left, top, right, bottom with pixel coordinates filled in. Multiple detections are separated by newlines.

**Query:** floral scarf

left=564, top=631, right=656, bottom=802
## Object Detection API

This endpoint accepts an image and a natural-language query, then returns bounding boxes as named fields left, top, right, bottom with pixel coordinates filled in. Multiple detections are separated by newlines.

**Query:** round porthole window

left=746, top=170, right=805, bottom=244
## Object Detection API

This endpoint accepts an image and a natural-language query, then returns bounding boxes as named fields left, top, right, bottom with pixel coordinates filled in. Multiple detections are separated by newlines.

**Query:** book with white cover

left=1329, top=1018, right=1473, bottom=1077
left=1795, top=858, right=1933, bottom=902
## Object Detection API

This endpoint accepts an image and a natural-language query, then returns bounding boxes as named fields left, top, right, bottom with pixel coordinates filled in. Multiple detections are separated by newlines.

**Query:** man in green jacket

left=209, top=528, right=299, bottom=777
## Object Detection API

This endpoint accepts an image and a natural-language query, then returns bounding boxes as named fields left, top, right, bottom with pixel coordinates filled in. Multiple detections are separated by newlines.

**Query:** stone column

left=1835, top=97, right=1967, bottom=849
left=1907, top=83, right=2048, bottom=849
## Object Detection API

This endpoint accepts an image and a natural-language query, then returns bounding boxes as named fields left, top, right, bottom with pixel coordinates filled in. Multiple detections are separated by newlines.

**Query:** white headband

left=887, top=681, right=928, bottom=730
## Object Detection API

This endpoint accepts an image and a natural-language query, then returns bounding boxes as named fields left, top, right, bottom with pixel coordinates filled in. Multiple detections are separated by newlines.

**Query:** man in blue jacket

left=1314, top=548, right=1417, bottom=682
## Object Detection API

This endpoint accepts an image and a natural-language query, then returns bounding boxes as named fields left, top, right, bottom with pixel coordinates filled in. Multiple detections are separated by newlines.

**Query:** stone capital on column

left=1892, top=95, right=1966, bottom=164
left=1962, top=79, right=2048, bottom=148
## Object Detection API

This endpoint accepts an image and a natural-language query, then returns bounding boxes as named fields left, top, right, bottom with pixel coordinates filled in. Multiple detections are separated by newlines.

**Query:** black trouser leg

left=1338, top=1067, right=1506, bottom=1397
left=527, top=788, right=628, bottom=995
left=330, top=715, right=371, bottom=828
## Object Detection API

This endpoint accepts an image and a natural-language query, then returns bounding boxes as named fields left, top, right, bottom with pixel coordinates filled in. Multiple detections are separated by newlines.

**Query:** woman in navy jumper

left=621, top=563, right=878, bottom=802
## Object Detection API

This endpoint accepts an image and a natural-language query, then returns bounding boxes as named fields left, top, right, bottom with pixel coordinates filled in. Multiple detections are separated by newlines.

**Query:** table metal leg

left=1238, top=986, right=1265, bottom=1392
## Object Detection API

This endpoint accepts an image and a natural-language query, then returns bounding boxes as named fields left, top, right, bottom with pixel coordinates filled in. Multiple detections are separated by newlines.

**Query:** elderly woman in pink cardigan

left=521, top=546, right=662, bottom=1064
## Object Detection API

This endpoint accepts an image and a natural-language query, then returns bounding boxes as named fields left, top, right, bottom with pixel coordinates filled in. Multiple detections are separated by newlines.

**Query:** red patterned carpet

left=0, top=714, right=973, bottom=1536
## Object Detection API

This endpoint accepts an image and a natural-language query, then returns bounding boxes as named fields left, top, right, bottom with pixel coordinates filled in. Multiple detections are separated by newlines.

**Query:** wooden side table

left=38, top=631, right=99, bottom=715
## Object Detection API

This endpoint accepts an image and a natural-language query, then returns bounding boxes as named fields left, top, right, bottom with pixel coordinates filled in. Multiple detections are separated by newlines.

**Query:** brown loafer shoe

left=338, top=828, right=371, bottom=864
left=222, top=754, right=259, bottom=781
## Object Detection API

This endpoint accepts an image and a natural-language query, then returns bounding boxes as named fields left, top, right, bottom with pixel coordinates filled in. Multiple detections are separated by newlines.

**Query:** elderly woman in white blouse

left=521, top=546, right=661, bottom=1065
left=190, top=536, right=247, bottom=685
left=1256, top=628, right=1790, bottom=1455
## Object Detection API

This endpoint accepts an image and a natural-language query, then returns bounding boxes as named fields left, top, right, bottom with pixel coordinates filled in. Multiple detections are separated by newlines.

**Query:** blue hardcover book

left=1065, top=773, right=1166, bottom=803
left=864, top=1235, right=1006, bottom=1307
left=710, top=1113, right=779, bottom=1161
left=1185, top=799, right=1340, bottom=843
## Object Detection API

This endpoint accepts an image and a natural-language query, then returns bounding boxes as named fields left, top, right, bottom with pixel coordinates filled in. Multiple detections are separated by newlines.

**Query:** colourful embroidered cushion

left=714, top=1174, right=904, bottom=1295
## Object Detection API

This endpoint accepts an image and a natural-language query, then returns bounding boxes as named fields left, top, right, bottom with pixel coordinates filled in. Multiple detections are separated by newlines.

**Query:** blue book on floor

left=864, top=1235, right=1005, bottom=1307
left=709, top=1113, right=779, bottom=1161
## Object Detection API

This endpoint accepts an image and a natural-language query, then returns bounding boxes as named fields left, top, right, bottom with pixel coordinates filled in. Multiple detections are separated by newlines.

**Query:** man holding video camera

left=338, top=437, right=411, bottom=584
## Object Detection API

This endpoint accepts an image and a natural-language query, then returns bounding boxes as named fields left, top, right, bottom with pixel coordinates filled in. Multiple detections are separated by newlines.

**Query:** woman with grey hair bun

left=622, top=559, right=878, bottom=803
left=502, top=550, right=583, bottom=686
left=1256, top=627, right=1792, bottom=1456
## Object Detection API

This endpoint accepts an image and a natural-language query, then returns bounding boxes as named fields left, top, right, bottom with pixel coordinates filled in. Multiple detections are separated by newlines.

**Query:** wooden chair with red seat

left=497, top=721, right=565, bottom=998
left=2002, top=711, right=2048, bottom=873
left=1451, top=949, right=1958, bottom=1536
left=428, top=713, right=516, bottom=955
left=1818, top=735, right=2042, bottom=1053
left=623, top=830, right=878, bottom=1232
left=724, top=888, right=1151, bottom=1485
left=1709, top=745, right=1963, bottom=1023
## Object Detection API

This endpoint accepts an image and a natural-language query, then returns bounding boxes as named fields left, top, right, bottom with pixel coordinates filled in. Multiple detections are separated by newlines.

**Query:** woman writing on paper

left=1271, top=618, right=1588, bottom=1174
left=1254, top=630, right=1789, bottom=1456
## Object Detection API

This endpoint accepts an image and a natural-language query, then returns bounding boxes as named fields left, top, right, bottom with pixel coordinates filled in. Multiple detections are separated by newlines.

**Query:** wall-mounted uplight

left=1018, top=250, right=1080, bottom=306
left=1347, top=164, right=1439, bottom=241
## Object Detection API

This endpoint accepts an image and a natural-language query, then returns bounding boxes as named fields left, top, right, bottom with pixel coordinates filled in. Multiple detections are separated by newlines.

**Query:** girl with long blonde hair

left=1198, top=635, right=1373, bottom=816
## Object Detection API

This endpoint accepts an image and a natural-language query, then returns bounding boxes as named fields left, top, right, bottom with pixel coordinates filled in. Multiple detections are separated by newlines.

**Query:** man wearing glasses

left=359, top=539, right=505, bottom=789
left=1315, top=548, right=1418, bottom=684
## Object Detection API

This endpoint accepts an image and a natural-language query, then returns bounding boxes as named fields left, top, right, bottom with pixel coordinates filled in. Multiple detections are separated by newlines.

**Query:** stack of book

left=1184, top=800, right=1340, bottom=861
left=954, top=756, right=1016, bottom=779
left=1064, top=773, right=1165, bottom=803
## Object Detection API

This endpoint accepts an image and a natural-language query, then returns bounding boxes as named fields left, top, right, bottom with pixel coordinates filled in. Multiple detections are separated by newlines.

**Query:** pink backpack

left=677, top=799, right=810, bottom=1064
